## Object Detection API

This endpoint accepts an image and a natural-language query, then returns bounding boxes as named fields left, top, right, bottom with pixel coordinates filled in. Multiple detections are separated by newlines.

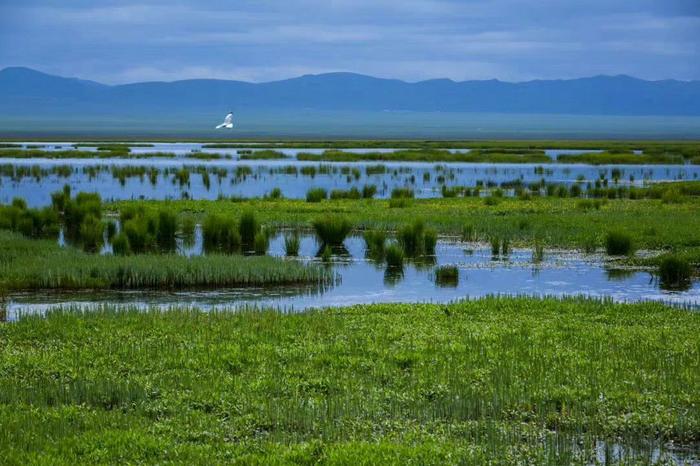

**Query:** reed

left=434, top=265, right=459, bottom=287
left=306, top=188, right=327, bottom=203
left=0, top=230, right=331, bottom=290
left=284, top=231, right=301, bottom=256
left=658, top=255, right=692, bottom=289
left=202, top=214, right=241, bottom=253
left=384, top=243, right=404, bottom=268
left=312, top=216, right=352, bottom=246
left=605, top=231, right=634, bottom=256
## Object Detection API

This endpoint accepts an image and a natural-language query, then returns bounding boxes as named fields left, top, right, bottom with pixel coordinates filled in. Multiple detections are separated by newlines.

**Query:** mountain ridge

left=2, top=66, right=700, bottom=116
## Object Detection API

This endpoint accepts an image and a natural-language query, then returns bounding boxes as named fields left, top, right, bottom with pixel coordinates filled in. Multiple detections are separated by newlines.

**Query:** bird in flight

left=216, top=112, right=234, bottom=129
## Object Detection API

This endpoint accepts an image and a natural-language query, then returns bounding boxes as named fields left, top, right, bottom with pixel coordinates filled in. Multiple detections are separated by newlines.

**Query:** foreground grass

left=110, top=196, right=700, bottom=250
left=0, top=298, right=698, bottom=464
left=0, top=231, right=331, bottom=291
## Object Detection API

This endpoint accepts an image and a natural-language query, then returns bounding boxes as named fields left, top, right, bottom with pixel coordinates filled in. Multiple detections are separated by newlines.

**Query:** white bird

left=216, top=112, right=234, bottom=129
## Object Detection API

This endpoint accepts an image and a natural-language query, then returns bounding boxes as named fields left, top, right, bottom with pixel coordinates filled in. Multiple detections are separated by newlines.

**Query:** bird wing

left=224, top=113, right=233, bottom=125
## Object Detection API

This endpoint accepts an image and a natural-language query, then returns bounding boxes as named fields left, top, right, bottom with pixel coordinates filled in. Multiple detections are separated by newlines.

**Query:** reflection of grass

left=0, top=230, right=331, bottom=291
left=1, top=297, right=698, bottom=464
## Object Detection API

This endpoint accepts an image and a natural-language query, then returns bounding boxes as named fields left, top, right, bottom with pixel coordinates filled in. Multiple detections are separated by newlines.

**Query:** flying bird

left=216, top=112, right=234, bottom=129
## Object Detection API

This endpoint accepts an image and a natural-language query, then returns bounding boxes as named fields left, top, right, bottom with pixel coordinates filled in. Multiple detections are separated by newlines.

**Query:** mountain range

left=2, top=67, right=700, bottom=117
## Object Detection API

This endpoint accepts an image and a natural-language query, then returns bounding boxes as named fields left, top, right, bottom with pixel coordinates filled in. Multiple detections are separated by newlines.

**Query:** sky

left=1, top=0, right=699, bottom=84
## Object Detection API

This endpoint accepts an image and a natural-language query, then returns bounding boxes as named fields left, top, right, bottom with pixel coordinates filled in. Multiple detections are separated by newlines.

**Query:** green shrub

left=202, top=214, right=240, bottom=253
left=363, top=230, right=386, bottom=257
left=398, top=220, right=435, bottom=256
left=253, top=231, right=269, bottom=255
left=284, top=232, right=301, bottom=256
left=435, top=265, right=459, bottom=287
left=157, top=210, right=177, bottom=250
left=79, top=215, right=104, bottom=252
left=605, top=231, right=634, bottom=256
left=391, top=188, right=414, bottom=199
left=362, top=184, right=377, bottom=198
left=111, top=232, right=131, bottom=256
left=306, top=188, right=327, bottom=203
left=312, top=216, right=352, bottom=246
left=385, top=244, right=404, bottom=268
left=239, top=211, right=259, bottom=249
left=658, top=256, right=692, bottom=289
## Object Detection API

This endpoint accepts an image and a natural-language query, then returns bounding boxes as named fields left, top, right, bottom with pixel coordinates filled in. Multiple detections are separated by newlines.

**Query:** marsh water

left=1, top=142, right=699, bottom=206
left=5, top=231, right=699, bottom=321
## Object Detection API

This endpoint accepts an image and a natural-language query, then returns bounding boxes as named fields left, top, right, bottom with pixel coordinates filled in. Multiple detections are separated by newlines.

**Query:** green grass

left=557, top=151, right=684, bottom=165
left=297, top=149, right=552, bottom=163
left=108, top=196, right=700, bottom=251
left=0, top=230, right=332, bottom=291
left=239, top=149, right=289, bottom=160
left=0, top=297, right=698, bottom=464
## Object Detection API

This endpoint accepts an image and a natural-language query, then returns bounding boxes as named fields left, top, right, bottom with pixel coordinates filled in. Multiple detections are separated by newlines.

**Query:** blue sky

left=1, top=0, right=698, bottom=84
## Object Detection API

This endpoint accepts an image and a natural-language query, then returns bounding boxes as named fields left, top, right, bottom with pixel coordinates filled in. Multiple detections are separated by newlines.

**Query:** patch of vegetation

left=0, top=230, right=331, bottom=290
left=0, top=298, right=697, bottom=464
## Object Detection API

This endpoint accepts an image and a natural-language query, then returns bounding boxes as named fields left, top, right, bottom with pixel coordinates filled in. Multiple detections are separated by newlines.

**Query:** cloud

left=0, top=0, right=698, bottom=83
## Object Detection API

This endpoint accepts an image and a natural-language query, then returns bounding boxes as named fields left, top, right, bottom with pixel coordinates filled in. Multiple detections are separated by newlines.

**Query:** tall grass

left=605, top=231, right=634, bottom=256
left=312, top=216, right=352, bottom=246
left=284, top=231, right=301, bottom=256
left=0, top=230, right=332, bottom=290
left=202, top=214, right=241, bottom=253
left=306, top=188, right=327, bottom=203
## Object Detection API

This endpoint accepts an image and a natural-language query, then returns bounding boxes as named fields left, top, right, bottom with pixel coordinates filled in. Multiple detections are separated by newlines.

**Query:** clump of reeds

left=397, top=220, right=437, bottom=257
left=658, top=255, right=692, bottom=289
left=306, top=188, right=327, bottom=203
left=202, top=214, right=240, bottom=253
left=284, top=232, right=301, bottom=256
left=312, top=216, right=352, bottom=247
left=605, top=231, right=634, bottom=256
left=384, top=243, right=404, bottom=268
left=434, top=265, right=459, bottom=287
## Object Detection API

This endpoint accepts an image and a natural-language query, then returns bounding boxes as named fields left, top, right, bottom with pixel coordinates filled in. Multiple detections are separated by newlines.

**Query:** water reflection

left=6, top=233, right=700, bottom=320
left=2, top=142, right=700, bottom=207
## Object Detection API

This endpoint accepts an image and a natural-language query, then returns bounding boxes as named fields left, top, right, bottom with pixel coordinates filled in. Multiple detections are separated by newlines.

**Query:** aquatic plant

left=434, top=265, right=459, bottom=287
left=397, top=220, right=435, bottom=257
left=202, top=214, right=240, bottom=253
left=658, top=255, right=692, bottom=289
left=362, top=184, right=377, bottom=198
left=253, top=231, right=269, bottom=255
left=239, top=211, right=259, bottom=249
left=384, top=243, right=404, bottom=268
left=111, top=232, right=131, bottom=256
left=306, top=188, right=327, bottom=203
left=605, top=231, right=634, bottom=256
left=78, top=215, right=104, bottom=252
left=157, top=210, right=178, bottom=251
left=391, top=187, right=414, bottom=199
left=284, top=232, right=301, bottom=256
left=363, top=230, right=386, bottom=257
left=312, top=216, right=352, bottom=246
left=0, top=230, right=331, bottom=290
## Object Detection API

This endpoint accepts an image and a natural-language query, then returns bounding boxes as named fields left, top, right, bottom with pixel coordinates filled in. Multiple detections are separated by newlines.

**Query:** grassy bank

left=0, top=231, right=332, bottom=291
left=110, top=196, right=700, bottom=250
left=0, top=297, right=697, bottom=464
left=297, top=149, right=552, bottom=163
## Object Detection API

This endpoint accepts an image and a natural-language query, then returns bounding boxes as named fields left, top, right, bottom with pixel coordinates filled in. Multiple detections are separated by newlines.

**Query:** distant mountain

left=1, top=66, right=700, bottom=117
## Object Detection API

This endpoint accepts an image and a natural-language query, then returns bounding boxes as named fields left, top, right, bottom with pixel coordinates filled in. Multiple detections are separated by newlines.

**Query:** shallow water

left=5, top=233, right=698, bottom=321
left=2, top=158, right=698, bottom=207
